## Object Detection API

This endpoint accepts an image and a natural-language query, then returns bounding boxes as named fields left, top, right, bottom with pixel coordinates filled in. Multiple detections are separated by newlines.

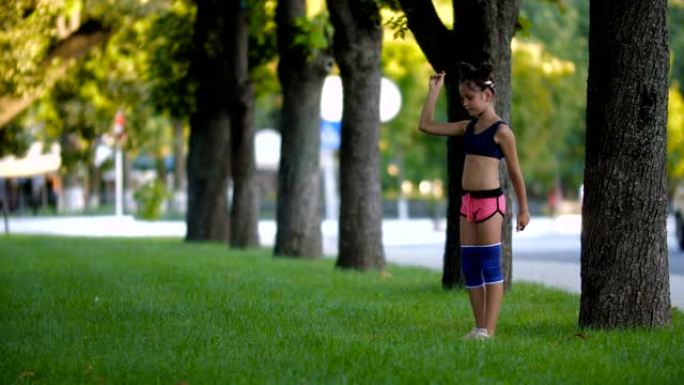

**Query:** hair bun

left=457, top=61, right=495, bottom=92
left=476, top=63, right=493, bottom=79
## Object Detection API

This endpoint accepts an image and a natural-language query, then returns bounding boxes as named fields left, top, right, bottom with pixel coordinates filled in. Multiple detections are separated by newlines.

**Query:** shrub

left=133, top=179, right=168, bottom=220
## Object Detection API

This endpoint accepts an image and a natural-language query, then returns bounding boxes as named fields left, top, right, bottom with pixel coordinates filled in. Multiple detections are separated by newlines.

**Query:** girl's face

left=459, top=82, right=493, bottom=118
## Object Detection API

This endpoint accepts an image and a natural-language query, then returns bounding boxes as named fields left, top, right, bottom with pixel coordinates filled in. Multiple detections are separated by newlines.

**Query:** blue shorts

left=461, top=243, right=504, bottom=288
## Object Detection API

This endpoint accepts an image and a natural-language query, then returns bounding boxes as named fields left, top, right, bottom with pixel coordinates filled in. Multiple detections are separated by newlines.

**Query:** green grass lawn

left=1, top=236, right=682, bottom=385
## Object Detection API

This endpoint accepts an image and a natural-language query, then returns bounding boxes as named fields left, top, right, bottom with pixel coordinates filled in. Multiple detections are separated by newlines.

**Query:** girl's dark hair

left=458, top=62, right=496, bottom=93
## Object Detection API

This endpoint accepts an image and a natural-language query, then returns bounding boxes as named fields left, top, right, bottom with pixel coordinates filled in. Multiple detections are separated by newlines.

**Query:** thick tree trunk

left=273, top=0, right=331, bottom=258
left=185, top=0, right=238, bottom=242
left=401, top=0, right=520, bottom=289
left=485, top=1, right=519, bottom=292
left=231, top=69, right=259, bottom=247
left=172, top=119, right=186, bottom=213
left=579, top=0, right=671, bottom=328
left=328, top=0, right=385, bottom=270
left=442, top=77, right=467, bottom=288
left=229, top=1, right=258, bottom=248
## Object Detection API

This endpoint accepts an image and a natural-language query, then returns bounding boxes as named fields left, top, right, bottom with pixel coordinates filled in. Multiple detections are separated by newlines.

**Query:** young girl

left=418, top=63, right=529, bottom=339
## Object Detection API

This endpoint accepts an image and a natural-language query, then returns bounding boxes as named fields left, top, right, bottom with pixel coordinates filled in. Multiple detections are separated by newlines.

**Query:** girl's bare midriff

left=462, top=155, right=500, bottom=191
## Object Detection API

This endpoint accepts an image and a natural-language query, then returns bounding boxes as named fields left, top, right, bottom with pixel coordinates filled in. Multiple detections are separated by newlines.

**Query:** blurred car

left=674, top=181, right=684, bottom=250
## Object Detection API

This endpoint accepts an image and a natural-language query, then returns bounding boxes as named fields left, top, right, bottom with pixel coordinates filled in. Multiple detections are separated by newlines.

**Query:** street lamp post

left=112, top=110, right=125, bottom=217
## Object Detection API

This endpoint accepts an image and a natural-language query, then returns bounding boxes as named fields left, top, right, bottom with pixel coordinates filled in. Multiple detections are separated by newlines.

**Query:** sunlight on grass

left=1, top=236, right=682, bottom=384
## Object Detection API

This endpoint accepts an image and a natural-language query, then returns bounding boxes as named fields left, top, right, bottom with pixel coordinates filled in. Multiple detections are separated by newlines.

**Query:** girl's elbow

left=507, top=168, right=524, bottom=183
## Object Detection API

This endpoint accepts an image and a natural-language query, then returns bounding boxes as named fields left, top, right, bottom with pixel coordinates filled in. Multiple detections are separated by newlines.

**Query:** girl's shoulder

left=451, top=119, right=474, bottom=136
left=494, top=123, right=516, bottom=143
left=496, top=121, right=512, bottom=133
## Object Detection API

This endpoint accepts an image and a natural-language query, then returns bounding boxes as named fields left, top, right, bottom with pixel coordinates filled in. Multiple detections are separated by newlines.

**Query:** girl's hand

left=516, top=212, right=530, bottom=232
left=429, top=71, right=445, bottom=92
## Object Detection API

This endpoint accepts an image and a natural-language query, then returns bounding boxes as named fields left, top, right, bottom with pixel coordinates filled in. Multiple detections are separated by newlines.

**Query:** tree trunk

left=172, top=119, right=186, bottom=213
left=87, top=162, right=100, bottom=210
left=401, top=0, right=520, bottom=289
left=185, top=0, right=238, bottom=242
left=579, top=0, right=671, bottom=328
left=231, top=27, right=260, bottom=247
left=155, top=154, right=166, bottom=187
left=485, top=2, right=518, bottom=292
left=328, top=0, right=385, bottom=270
left=273, top=0, right=332, bottom=258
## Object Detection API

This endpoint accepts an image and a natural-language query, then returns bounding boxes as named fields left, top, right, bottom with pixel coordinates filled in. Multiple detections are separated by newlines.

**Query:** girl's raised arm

left=418, top=72, right=468, bottom=137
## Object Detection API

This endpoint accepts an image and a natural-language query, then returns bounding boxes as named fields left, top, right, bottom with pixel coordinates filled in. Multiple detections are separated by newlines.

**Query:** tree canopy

left=1, top=0, right=684, bottom=206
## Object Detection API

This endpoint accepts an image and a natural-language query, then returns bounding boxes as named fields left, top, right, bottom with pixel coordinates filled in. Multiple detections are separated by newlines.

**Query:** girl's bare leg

left=476, top=215, right=504, bottom=336
left=467, top=285, right=486, bottom=328
left=460, top=217, right=486, bottom=328
left=484, top=283, right=504, bottom=336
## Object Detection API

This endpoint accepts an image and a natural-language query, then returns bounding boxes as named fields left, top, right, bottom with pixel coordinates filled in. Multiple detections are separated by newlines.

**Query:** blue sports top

left=463, top=120, right=505, bottom=159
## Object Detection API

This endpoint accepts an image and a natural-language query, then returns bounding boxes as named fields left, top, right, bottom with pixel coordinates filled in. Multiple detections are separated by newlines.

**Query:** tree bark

left=486, top=2, right=518, bottom=292
left=274, top=0, right=332, bottom=258
left=185, top=0, right=237, bottom=242
left=328, top=0, right=385, bottom=270
left=400, top=0, right=520, bottom=289
left=579, top=0, right=671, bottom=328
left=231, top=63, right=260, bottom=247
left=171, top=119, right=186, bottom=213
left=230, top=0, right=259, bottom=248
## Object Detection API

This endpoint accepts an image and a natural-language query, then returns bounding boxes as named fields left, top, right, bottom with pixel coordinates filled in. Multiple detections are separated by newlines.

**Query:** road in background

left=3, top=214, right=682, bottom=308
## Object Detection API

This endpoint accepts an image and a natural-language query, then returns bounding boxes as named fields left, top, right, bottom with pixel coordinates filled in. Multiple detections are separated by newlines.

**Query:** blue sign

left=321, top=120, right=341, bottom=150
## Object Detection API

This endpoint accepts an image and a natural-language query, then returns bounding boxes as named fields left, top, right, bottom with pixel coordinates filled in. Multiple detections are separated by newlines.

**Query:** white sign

left=255, top=129, right=281, bottom=170
left=320, top=75, right=402, bottom=123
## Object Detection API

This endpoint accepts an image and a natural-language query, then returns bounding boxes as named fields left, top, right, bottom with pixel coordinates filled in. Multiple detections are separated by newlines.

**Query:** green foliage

left=540, top=0, right=569, bottom=12
left=0, top=0, right=165, bottom=99
left=252, top=63, right=281, bottom=130
left=133, top=179, right=169, bottom=220
left=0, top=119, right=32, bottom=157
left=512, top=0, right=588, bottom=197
left=292, top=13, right=333, bottom=59
left=670, top=4, right=684, bottom=94
left=34, top=61, right=105, bottom=176
left=143, top=0, right=196, bottom=120
left=669, top=86, right=684, bottom=182
left=0, top=0, right=70, bottom=96
left=380, top=29, right=445, bottom=197
left=385, top=14, right=408, bottom=40
left=134, top=114, right=174, bottom=172
left=1, top=236, right=683, bottom=384
left=1, top=0, right=285, bottom=180
left=247, top=0, right=278, bottom=70
left=244, top=0, right=280, bottom=129
left=0, top=1, right=171, bottom=185
left=381, top=1, right=590, bottom=199
left=376, top=0, right=402, bottom=11
left=78, top=0, right=166, bottom=28
left=519, top=0, right=588, bottom=64
left=511, top=38, right=585, bottom=196
left=514, top=14, right=532, bottom=38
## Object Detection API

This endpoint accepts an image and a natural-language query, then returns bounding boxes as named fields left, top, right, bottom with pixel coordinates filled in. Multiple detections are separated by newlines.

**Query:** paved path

left=2, top=214, right=682, bottom=309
